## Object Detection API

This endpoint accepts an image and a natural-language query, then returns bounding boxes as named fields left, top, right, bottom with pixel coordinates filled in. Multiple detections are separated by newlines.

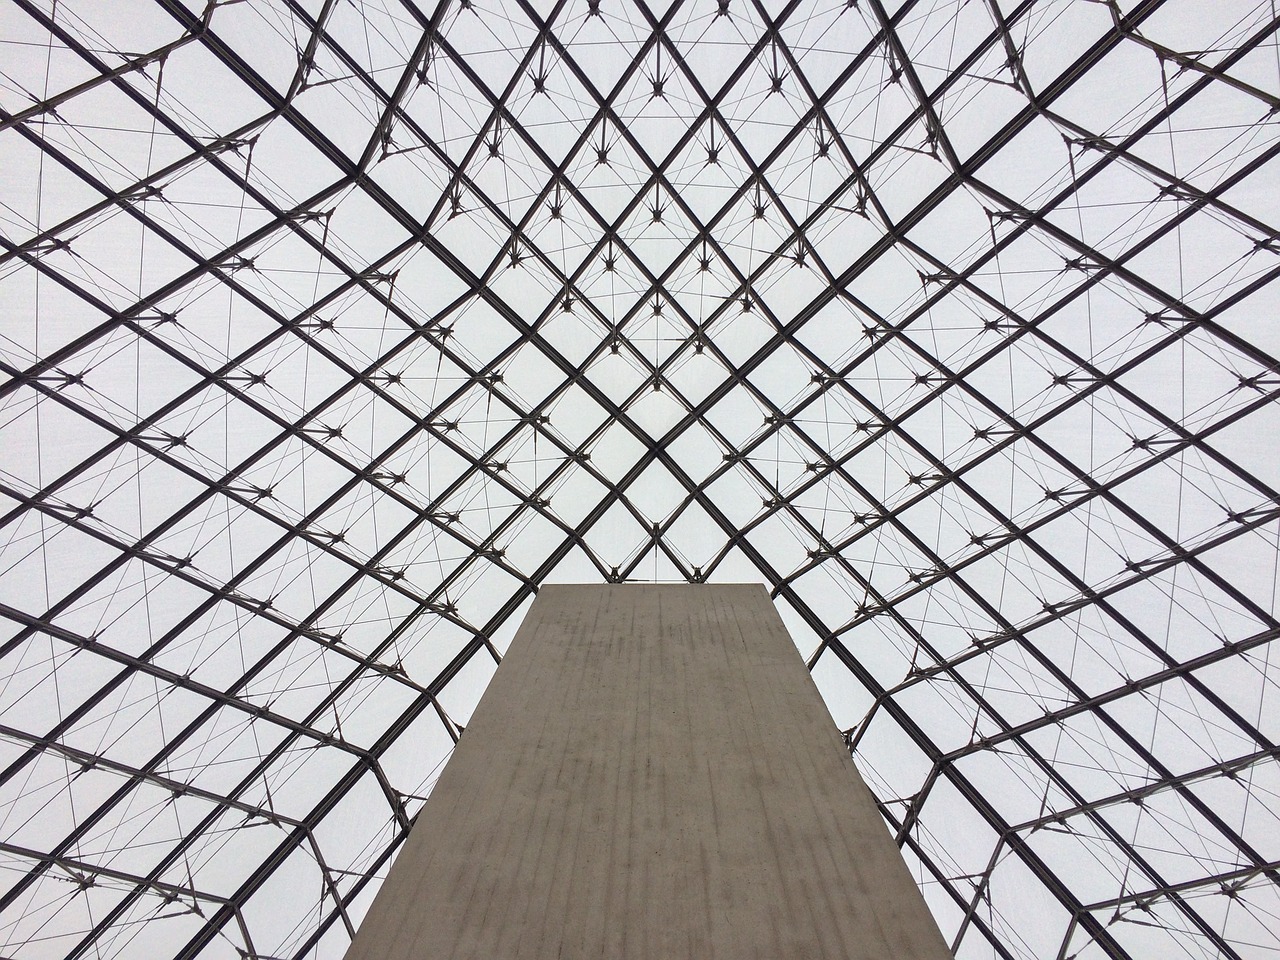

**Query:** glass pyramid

left=2, top=1, right=1278, bottom=957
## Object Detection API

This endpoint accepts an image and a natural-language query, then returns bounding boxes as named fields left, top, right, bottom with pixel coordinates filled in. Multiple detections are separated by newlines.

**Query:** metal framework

left=1, top=0, right=1278, bottom=957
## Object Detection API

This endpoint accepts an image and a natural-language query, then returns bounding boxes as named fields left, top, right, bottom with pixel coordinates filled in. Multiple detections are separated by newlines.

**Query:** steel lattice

left=2, top=0, right=1279, bottom=957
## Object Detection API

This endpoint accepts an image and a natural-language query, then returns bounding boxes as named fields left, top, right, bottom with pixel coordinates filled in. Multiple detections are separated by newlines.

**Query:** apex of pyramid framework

left=1, top=1, right=1278, bottom=959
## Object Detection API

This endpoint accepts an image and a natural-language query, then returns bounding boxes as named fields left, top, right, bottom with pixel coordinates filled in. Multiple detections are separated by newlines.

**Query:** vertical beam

left=344, top=583, right=951, bottom=959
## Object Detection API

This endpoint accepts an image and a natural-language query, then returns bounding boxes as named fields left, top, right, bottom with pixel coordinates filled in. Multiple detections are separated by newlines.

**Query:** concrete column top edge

left=535, top=582, right=769, bottom=593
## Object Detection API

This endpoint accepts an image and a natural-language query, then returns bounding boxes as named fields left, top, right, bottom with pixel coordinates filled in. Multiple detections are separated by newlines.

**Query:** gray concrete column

left=344, top=583, right=952, bottom=959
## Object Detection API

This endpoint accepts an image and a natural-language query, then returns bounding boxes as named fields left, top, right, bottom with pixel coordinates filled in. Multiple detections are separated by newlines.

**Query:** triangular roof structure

left=2, top=1, right=1279, bottom=958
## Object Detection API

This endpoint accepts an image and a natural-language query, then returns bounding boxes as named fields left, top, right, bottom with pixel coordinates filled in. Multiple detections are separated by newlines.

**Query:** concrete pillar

left=344, top=583, right=952, bottom=959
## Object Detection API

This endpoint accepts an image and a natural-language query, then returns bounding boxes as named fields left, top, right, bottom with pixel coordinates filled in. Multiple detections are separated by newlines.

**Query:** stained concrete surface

left=343, top=583, right=952, bottom=959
